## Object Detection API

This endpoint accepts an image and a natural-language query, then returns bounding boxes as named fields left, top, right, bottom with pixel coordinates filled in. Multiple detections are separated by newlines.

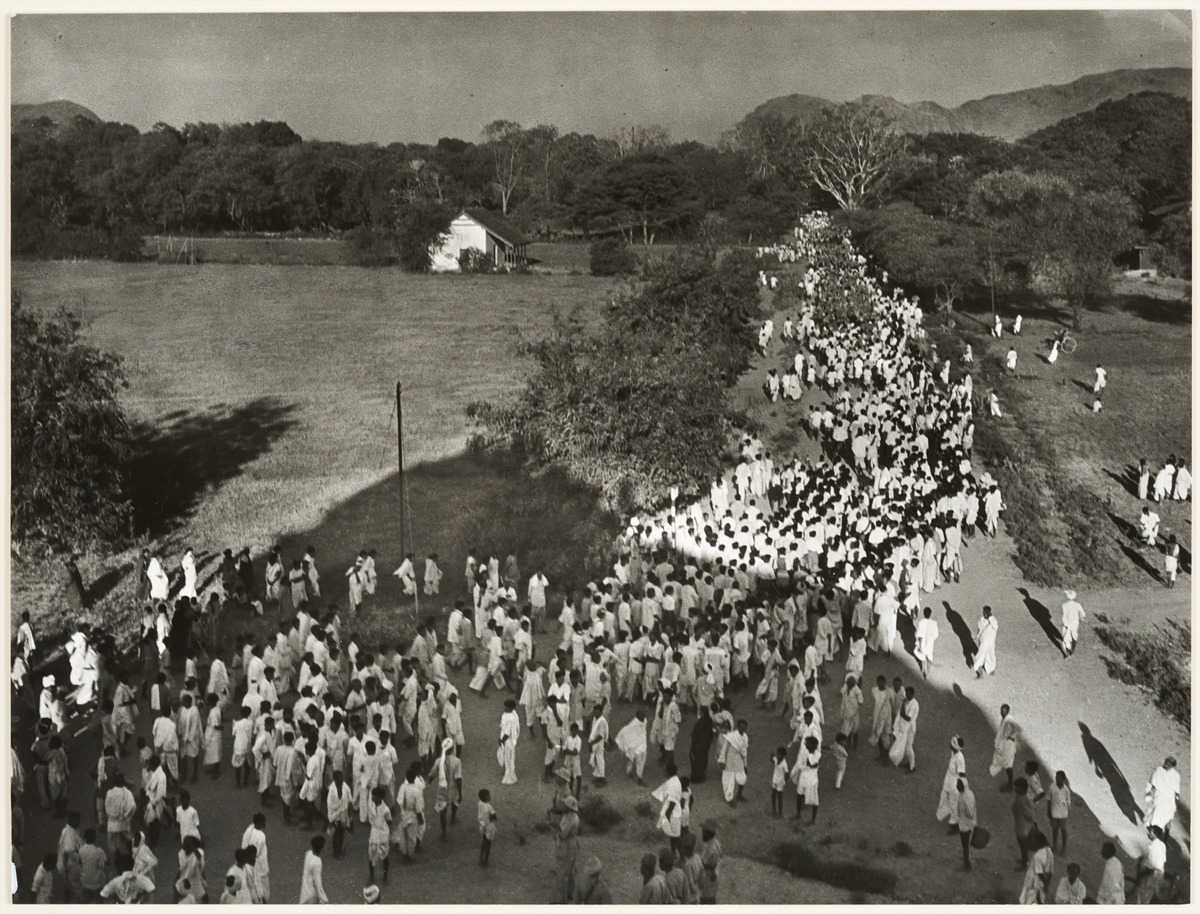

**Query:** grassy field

left=10, top=261, right=620, bottom=642
left=145, top=234, right=358, bottom=265
left=960, top=282, right=1191, bottom=586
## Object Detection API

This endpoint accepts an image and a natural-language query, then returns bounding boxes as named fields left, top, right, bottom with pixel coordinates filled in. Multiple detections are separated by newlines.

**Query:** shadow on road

left=942, top=600, right=976, bottom=664
left=1078, top=721, right=1142, bottom=827
left=1016, top=587, right=1062, bottom=651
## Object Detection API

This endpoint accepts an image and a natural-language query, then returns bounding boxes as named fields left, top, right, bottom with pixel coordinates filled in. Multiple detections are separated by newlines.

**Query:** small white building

left=429, top=209, right=530, bottom=271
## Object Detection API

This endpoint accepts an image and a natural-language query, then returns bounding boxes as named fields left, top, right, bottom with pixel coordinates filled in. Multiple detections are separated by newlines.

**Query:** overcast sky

left=10, top=9, right=1193, bottom=145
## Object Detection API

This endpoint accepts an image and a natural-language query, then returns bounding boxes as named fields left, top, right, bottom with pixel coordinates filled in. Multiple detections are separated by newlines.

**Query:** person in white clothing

left=298, top=835, right=328, bottom=904
left=1144, top=756, right=1180, bottom=834
left=393, top=554, right=417, bottom=597
left=972, top=605, right=998, bottom=676
left=180, top=549, right=198, bottom=600
left=1060, top=590, right=1085, bottom=657
left=914, top=607, right=939, bottom=679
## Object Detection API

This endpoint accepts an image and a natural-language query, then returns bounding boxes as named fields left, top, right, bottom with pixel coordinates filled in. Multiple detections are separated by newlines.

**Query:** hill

left=743, top=66, right=1191, bottom=140
left=11, top=99, right=100, bottom=130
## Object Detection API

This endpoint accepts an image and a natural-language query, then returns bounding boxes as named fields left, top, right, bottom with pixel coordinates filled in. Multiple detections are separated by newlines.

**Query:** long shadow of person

left=1107, top=510, right=1139, bottom=543
left=1118, top=542, right=1163, bottom=584
left=1103, top=465, right=1140, bottom=499
left=897, top=611, right=917, bottom=657
left=942, top=600, right=975, bottom=665
left=1078, top=721, right=1143, bottom=826
left=1016, top=587, right=1063, bottom=651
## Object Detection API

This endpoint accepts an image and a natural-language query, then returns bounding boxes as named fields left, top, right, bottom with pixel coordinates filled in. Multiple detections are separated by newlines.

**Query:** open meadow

left=9, top=261, right=620, bottom=639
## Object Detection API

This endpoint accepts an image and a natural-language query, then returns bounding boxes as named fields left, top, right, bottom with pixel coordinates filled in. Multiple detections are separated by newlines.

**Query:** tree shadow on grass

left=125, top=397, right=301, bottom=540
left=1078, top=721, right=1143, bottom=826
left=1016, top=587, right=1062, bottom=651
left=942, top=600, right=975, bottom=665
left=1103, top=292, right=1192, bottom=326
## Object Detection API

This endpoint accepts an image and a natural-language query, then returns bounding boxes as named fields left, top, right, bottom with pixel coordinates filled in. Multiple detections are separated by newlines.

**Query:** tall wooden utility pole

left=396, top=382, right=404, bottom=562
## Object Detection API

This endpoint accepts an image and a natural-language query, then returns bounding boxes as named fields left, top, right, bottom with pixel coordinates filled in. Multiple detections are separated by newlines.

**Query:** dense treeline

left=12, top=91, right=1189, bottom=284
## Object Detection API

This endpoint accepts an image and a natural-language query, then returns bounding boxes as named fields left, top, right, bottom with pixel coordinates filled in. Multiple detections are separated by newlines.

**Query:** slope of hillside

left=742, top=66, right=1190, bottom=140
left=11, top=99, right=100, bottom=129
left=956, top=67, right=1192, bottom=139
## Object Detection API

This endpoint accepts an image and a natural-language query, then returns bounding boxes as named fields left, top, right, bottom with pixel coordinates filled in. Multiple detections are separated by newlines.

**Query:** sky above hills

left=10, top=9, right=1192, bottom=145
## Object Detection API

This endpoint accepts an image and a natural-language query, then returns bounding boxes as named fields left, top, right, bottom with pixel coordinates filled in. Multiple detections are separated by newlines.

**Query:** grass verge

left=1093, top=616, right=1191, bottom=730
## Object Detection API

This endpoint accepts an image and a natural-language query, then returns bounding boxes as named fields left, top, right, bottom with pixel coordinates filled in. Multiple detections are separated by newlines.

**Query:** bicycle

left=1060, top=332, right=1077, bottom=354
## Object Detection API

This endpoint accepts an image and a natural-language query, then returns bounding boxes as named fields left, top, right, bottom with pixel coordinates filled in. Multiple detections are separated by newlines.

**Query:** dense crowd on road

left=10, top=215, right=1182, bottom=905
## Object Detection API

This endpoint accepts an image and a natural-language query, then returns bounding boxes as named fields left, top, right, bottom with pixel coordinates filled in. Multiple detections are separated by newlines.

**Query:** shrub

left=773, top=842, right=898, bottom=896
left=1094, top=618, right=1190, bottom=730
left=346, top=225, right=398, bottom=267
left=578, top=794, right=624, bottom=833
left=589, top=237, right=636, bottom=276
left=11, top=290, right=134, bottom=548
left=459, top=247, right=495, bottom=274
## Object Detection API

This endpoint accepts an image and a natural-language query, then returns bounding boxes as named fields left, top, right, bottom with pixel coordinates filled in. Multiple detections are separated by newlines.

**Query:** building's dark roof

left=461, top=208, right=529, bottom=247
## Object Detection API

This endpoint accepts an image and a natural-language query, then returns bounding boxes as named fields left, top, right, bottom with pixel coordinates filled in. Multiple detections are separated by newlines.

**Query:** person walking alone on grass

left=1060, top=590, right=1085, bottom=658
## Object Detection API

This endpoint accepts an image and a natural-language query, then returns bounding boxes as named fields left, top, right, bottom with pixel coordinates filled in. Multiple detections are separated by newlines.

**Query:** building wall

left=430, top=217, right=489, bottom=271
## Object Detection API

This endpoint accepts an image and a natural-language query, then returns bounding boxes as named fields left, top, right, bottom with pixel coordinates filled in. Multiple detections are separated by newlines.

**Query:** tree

left=481, top=120, right=527, bottom=215
left=577, top=154, right=696, bottom=244
left=1038, top=191, right=1139, bottom=329
left=838, top=203, right=984, bottom=312
left=970, top=170, right=1138, bottom=328
left=614, top=124, right=671, bottom=158
left=11, top=291, right=133, bottom=548
left=803, top=103, right=907, bottom=211
left=468, top=247, right=761, bottom=511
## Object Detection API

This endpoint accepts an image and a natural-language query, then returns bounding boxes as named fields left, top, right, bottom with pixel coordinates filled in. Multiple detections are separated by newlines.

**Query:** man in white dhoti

left=972, top=605, right=998, bottom=676
left=1172, top=459, right=1191, bottom=500
left=720, top=721, right=749, bottom=806
left=1153, top=463, right=1174, bottom=502
left=1144, top=756, right=1180, bottom=835
left=1060, top=590, right=1085, bottom=658
left=989, top=704, right=1019, bottom=789
left=870, top=588, right=899, bottom=656
left=869, top=675, right=894, bottom=759
left=180, top=549, right=198, bottom=600
left=147, top=554, right=169, bottom=602
left=499, top=699, right=521, bottom=785
left=914, top=607, right=939, bottom=680
left=652, top=764, right=684, bottom=856
left=587, top=706, right=609, bottom=784
left=616, top=711, right=648, bottom=784
left=1005, top=348, right=1017, bottom=373
left=392, top=554, right=417, bottom=597
left=937, top=736, right=967, bottom=831
left=1139, top=507, right=1161, bottom=546
left=888, top=686, right=919, bottom=771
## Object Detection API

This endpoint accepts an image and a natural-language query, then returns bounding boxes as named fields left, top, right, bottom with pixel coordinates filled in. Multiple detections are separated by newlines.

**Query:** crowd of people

left=10, top=214, right=1183, bottom=905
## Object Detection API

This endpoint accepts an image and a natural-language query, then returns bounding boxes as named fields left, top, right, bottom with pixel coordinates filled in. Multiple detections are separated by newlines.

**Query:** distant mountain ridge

left=745, top=67, right=1191, bottom=141
left=12, top=99, right=101, bottom=129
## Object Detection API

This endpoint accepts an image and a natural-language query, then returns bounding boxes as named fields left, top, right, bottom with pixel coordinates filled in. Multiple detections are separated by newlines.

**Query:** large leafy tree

left=970, top=169, right=1138, bottom=328
left=11, top=291, right=133, bottom=549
